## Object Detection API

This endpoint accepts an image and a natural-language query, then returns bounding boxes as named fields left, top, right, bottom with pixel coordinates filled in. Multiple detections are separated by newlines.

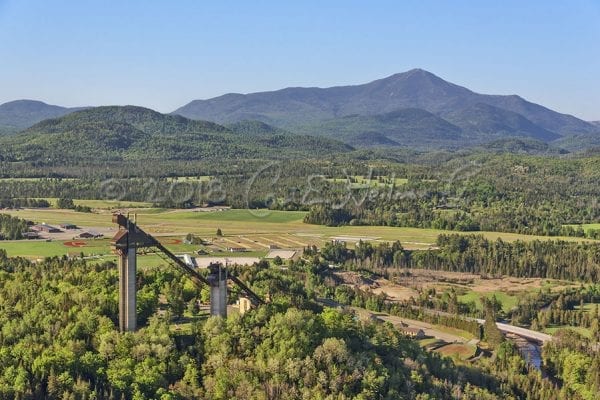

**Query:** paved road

left=474, top=318, right=552, bottom=343
left=317, top=298, right=474, bottom=344
left=410, top=306, right=553, bottom=344
left=374, top=313, right=473, bottom=344
left=321, top=299, right=552, bottom=344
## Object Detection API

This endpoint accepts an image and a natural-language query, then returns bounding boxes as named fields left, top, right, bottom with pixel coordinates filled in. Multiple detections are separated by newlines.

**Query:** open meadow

left=580, top=223, right=600, bottom=232
left=433, top=342, right=478, bottom=361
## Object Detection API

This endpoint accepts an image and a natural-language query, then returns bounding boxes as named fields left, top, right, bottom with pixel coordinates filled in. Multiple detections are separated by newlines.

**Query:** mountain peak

left=0, top=99, right=63, bottom=111
left=173, top=69, right=598, bottom=144
left=402, top=68, right=435, bottom=76
left=0, top=99, right=77, bottom=130
left=26, top=104, right=230, bottom=136
left=382, top=68, right=447, bottom=84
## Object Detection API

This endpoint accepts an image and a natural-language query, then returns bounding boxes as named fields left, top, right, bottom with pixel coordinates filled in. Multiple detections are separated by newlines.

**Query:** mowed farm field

left=563, top=223, right=600, bottom=233
left=581, top=223, right=600, bottom=232
left=0, top=206, right=598, bottom=260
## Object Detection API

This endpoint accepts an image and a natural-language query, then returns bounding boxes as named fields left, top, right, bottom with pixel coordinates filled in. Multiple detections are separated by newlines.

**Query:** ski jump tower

left=111, top=213, right=262, bottom=332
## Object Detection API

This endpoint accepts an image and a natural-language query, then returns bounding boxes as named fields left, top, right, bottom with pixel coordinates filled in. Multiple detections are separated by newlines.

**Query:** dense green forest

left=411, top=234, right=600, bottom=282
left=0, top=107, right=352, bottom=162
left=0, top=251, right=567, bottom=400
left=307, top=239, right=600, bottom=399
left=301, top=154, right=600, bottom=237
left=2, top=150, right=598, bottom=238
left=2, top=247, right=598, bottom=399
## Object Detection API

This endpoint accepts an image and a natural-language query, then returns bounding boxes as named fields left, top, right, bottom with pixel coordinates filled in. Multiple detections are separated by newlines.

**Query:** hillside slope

left=443, top=103, right=561, bottom=142
left=0, top=106, right=353, bottom=162
left=294, top=109, right=465, bottom=149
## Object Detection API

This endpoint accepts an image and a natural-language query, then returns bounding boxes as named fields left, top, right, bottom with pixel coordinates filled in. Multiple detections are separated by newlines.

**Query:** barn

left=78, top=231, right=104, bottom=239
left=31, top=224, right=61, bottom=233
left=60, top=223, right=78, bottom=230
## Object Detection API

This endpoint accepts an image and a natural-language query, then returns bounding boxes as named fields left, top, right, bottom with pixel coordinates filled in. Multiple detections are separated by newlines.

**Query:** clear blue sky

left=1, top=0, right=599, bottom=119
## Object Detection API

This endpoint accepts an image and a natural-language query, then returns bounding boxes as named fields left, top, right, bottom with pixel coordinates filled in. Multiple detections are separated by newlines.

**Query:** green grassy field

left=574, top=303, right=599, bottom=313
left=563, top=223, right=600, bottom=233
left=326, top=175, right=409, bottom=188
left=1, top=207, right=597, bottom=259
left=165, top=175, right=212, bottom=182
left=458, top=290, right=519, bottom=313
left=434, top=343, right=478, bottom=360
left=38, top=198, right=153, bottom=209
left=0, top=239, right=112, bottom=258
left=0, top=237, right=198, bottom=259
left=3, top=207, right=597, bottom=244
left=418, top=338, right=444, bottom=349
left=581, top=223, right=600, bottom=232
left=544, top=326, right=592, bottom=338
left=432, top=324, right=476, bottom=340
left=161, top=209, right=306, bottom=223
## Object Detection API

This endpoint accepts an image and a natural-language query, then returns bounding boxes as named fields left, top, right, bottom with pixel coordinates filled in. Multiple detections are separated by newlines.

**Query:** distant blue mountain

left=0, top=100, right=85, bottom=132
left=174, top=69, right=599, bottom=150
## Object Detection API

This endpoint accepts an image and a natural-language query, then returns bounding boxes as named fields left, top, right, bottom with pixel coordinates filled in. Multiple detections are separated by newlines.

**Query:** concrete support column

left=118, top=248, right=137, bottom=332
left=209, top=264, right=227, bottom=317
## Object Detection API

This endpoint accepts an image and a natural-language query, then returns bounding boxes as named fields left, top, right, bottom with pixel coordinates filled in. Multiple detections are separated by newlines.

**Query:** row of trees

left=0, top=198, right=50, bottom=209
left=308, top=234, right=600, bottom=283
left=305, top=240, right=407, bottom=268
left=56, top=197, right=92, bottom=212
left=412, top=234, right=600, bottom=282
left=0, top=213, right=28, bottom=240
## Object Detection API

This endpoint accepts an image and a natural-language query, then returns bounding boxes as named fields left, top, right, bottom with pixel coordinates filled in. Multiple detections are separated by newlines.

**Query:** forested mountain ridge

left=472, top=138, right=568, bottom=155
left=442, top=103, right=561, bottom=142
left=552, top=130, right=600, bottom=152
left=225, top=119, right=292, bottom=136
left=174, top=69, right=599, bottom=149
left=26, top=105, right=230, bottom=135
left=0, top=99, right=84, bottom=132
left=0, top=106, right=353, bottom=162
left=3, top=71, right=598, bottom=151
left=293, top=108, right=465, bottom=149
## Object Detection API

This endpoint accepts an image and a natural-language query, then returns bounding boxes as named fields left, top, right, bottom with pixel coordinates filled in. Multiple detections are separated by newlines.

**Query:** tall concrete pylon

left=111, top=213, right=263, bottom=332
left=112, top=214, right=146, bottom=333
left=118, top=245, right=137, bottom=332
left=207, top=263, right=228, bottom=317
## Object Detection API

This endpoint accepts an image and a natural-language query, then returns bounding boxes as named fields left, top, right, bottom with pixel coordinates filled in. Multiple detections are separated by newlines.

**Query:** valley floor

left=1, top=207, right=597, bottom=260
